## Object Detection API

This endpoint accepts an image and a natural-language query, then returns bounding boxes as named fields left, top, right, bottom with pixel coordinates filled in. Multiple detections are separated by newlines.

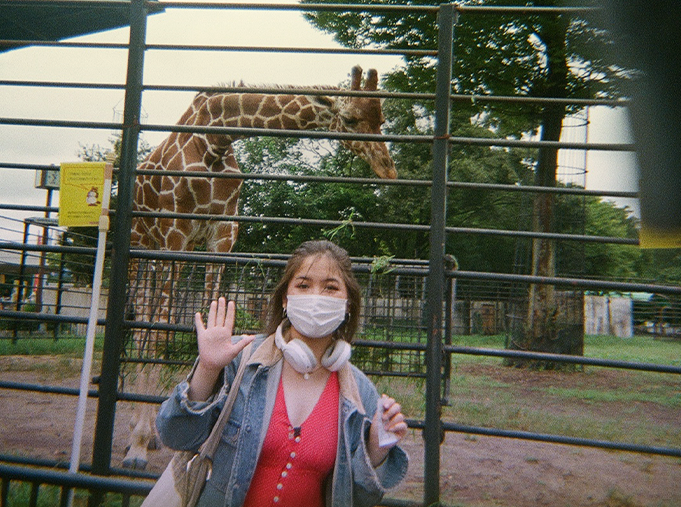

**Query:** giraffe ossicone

left=122, top=66, right=396, bottom=470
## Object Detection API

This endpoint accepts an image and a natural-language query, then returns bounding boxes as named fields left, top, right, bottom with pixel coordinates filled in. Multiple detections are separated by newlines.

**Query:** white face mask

left=285, top=294, right=347, bottom=339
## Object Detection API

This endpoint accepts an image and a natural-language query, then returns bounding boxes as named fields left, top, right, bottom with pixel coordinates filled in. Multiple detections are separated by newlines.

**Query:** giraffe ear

left=350, top=65, right=363, bottom=91
left=364, top=69, right=378, bottom=91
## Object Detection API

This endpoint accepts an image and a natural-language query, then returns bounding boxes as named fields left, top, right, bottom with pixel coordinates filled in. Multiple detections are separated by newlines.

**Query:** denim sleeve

left=155, top=372, right=230, bottom=452
left=156, top=337, right=254, bottom=452
left=350, top=417, right=409, bottom=505
left=349, top=370, right=410, bottom=504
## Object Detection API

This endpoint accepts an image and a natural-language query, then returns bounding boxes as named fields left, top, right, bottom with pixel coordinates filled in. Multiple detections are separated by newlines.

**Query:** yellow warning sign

left=58, top=162, right=106, bottom=227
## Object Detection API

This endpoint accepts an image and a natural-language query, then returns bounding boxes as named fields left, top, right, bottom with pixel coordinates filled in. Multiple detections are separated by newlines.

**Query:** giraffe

left=121, top=65, right=396, bottom=469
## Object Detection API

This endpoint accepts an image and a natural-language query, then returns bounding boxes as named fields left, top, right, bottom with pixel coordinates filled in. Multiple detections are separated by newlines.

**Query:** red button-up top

left=243, top=371, right=340, bottom=507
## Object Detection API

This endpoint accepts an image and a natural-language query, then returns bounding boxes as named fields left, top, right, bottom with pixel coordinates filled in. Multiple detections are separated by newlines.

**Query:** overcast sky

left=0, top=1, right=639, bottom=243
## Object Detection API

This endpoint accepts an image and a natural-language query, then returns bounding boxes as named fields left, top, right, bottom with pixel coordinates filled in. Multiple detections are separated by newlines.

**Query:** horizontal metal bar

left=3, top=246, right=676, bottom=296
left=0, top=379, right=164, bottom=404
left=447, top=346, right=681, bottom=374
left=0, top=380, right=98, bottom=398
left=0, top=463, right=152, bottom=496
left=456, top=5, right=598, bottom=15
left=1, top=241, right=426, bottom=271
left=0, top=80, right=629, bottom=108
left=0, top=80, right=125, bottom=90
left=451, top=94, right=628, bottom=108
left=143, top=83, right=429, bottom=100
left=0, top=117, right=635, bottom=151
left=448, top=181, right=637, bottom=199
left=0, top=310, right=101, bottom=327
left=4, top=0, right=134, bottom=7
left=141, top=123, right=636, bottom=151
left=0, top=162, right=60, bottom=171
left=155, top=1, right=595, bottom=16
left=131, top=209, right=429, bottom=231
left=0, top=241, right=98, bottom=256
left=145, top=43, right=435, bottom=57
left=441, top=422, right=681, bottom=458
left=446, top=226, right=638, bottom=245
left=130, top=169, right=639, bottom=199
left=0, top=460, right=418, bottom=506
left=155, top=1, right=439, bottom=14
left=0, top=117, right=121, bottom=130
left=0, top=40, right=128, bottom=50
left=452, top=269, right=681, bottom=296
left=0, top=454, right=160, bottom=481
left=129, top=210, right=634, bottom=245
left=446, top=135, right=634, bottom=152
left=132, top=169, right=415, bottom=186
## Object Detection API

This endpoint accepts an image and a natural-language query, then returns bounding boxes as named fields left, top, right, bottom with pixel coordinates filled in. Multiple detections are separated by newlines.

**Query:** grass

left=0, top=335, right=104, bottom=357
left=3, top=331, right=680, bottom=449
left=373, top=333, right=681, bottom=449
left=4, top=483, right=144, bottom=507
left=2, top=331, right=680, bottom=507
left=585, top=334, right=681, bottom=366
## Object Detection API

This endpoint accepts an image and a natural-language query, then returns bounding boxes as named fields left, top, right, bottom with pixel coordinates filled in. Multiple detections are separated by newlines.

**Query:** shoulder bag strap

left=198, top=342, right=253, bottom=459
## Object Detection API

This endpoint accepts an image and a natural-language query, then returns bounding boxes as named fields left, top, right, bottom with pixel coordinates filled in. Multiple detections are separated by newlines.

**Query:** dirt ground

left=1, top=355, right=680, bottom=507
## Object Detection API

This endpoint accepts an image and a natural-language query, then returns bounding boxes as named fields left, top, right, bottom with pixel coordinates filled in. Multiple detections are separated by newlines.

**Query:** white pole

left=67, top=163, right=113, bottom=507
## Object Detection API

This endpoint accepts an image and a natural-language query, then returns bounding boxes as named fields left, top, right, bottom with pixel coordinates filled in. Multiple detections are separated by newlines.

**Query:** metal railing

left=1, top=2, right=679, bottom=507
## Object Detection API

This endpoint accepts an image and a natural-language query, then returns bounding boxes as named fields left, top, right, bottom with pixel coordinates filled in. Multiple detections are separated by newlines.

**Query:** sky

left=0, top=1, right=640, bottom=244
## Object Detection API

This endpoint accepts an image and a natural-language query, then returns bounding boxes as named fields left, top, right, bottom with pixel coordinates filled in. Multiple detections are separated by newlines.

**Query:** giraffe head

left=331, top=66, right=397, bottom=179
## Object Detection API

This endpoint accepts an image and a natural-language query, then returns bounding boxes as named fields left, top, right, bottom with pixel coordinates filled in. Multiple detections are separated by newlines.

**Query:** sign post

left=60, top=161, right=113, bottom=506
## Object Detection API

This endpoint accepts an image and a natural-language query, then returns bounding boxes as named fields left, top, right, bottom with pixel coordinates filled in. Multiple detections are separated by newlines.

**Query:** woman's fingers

left=206, top=299, right=218, bottom=328
left=194, top=311, right=206, bottom=332
left=224, top=299, right=235, bottom=330
left=381, top=396, right=407, bottom=435
left=216, top=297, right=227, bottom=327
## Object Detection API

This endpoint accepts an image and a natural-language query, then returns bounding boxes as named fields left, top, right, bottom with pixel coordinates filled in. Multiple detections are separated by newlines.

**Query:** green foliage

left=303, top=0, right=630, bottom=135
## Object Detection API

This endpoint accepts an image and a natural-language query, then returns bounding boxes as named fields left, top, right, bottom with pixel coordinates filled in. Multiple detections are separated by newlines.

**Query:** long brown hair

left=264, top=240, right=361, bottom=343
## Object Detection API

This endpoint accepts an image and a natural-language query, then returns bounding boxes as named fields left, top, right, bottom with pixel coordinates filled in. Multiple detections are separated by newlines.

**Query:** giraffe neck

left=201, top=92, right=338, bottom=132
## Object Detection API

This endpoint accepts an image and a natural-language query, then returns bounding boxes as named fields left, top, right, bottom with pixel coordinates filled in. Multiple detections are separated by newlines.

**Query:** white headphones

left=275, top=323, right=351, bottom=375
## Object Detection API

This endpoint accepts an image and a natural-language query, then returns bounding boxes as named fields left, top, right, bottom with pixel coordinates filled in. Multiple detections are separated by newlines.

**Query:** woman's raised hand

left=189, top=297, right=255, bottom=401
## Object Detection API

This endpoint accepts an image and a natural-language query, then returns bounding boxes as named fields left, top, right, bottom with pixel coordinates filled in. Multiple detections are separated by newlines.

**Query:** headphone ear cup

left=284, top=339, right=318, bottom=373
left=321, top=340, right=352, bottom=372
left=275, top=324, right=319, bottom=374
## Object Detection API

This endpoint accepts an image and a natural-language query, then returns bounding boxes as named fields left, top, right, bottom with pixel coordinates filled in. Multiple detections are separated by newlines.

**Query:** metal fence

left=1, top=1, right=681, bottom=507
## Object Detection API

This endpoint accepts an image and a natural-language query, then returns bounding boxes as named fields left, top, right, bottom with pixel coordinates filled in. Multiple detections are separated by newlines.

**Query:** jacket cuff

left=352, top=418, right=409, bottom=494
left=174, top=378, right=226, bottom=415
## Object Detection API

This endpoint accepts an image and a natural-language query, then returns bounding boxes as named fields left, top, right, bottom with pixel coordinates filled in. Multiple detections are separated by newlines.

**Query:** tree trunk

left=508, top=8, right=584, bottom=368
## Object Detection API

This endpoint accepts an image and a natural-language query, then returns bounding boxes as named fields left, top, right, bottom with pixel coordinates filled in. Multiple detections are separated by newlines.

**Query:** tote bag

left=141, top=344, right=252, bottom=507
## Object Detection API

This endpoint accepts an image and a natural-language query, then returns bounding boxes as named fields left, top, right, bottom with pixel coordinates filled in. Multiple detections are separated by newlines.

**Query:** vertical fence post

left=424, top=3, right=455, bottom=506
left=91, top=0, right=147, bottom=477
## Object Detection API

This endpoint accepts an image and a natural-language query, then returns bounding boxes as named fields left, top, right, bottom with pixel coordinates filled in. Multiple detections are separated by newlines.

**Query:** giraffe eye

left=341, top=115, right=359, bottom=126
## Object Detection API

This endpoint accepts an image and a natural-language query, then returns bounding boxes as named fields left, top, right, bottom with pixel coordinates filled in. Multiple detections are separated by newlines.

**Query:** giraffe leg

left=122, top=259, right=166, bottom=470
left=123, top=400, right=157, bottom=470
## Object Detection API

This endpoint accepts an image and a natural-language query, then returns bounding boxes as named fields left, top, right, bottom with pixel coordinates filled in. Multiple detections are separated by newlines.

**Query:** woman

left=156, top=240, right=409, bottom=507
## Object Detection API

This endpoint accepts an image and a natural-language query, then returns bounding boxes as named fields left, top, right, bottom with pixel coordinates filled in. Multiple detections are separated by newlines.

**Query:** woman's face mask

left=284, top=254, right=349, bottom=339
left=285, top=294, right=347, bottom=338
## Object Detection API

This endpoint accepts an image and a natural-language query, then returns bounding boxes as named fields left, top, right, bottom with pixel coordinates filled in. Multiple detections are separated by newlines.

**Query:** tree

left=302, top=0, right=633, bottom=364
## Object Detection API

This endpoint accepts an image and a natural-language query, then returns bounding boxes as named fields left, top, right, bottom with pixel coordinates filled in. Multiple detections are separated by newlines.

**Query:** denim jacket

left=156, top=334, right=409, bottom=507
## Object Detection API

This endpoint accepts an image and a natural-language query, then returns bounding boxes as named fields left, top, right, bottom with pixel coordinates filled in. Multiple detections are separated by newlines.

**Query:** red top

left=243, top=371, right=340, bottom=507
